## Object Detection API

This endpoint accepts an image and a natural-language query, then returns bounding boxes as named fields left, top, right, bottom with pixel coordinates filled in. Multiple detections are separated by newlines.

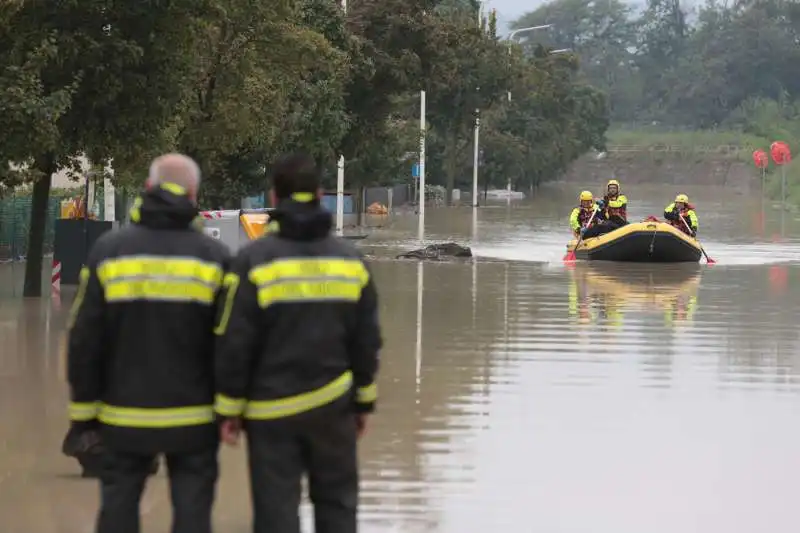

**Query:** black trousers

left=95, top=448, right=218, bottom=533
left=246, top=405, right=359, bottom=533
left=583, top=219, right=625, bottom=239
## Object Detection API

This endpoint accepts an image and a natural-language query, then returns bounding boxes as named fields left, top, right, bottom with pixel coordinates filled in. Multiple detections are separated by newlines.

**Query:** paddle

left=564, top=208, right=599, bottom=262
left=680, top=214, right=715, bottom=264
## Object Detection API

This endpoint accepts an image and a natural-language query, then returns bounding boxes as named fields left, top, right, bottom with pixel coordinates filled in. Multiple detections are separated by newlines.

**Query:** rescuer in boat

left=663, top=194, right=698, bottom=237
left=570, top=190, right=603, bottom=237
left=580, top=180, right=628, bottom=239
left=597, top=179, right=628, bottom=225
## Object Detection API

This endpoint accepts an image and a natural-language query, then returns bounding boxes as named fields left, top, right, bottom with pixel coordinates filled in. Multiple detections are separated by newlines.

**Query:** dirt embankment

left=562, top=149, right=758, bottom=191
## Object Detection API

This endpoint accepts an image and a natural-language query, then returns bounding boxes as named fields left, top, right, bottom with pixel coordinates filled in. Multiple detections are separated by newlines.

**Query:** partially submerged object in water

left=397, top=242, right=473, bottom=260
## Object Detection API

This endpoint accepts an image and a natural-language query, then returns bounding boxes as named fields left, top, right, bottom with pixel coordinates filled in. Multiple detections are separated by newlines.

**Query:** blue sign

left=412, top=163, right=420, bottom=178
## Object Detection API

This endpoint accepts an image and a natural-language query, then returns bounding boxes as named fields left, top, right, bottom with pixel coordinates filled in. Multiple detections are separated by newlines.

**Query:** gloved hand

left=664, top=209, right=677, bottom=221
left=596, top=199, right=606, bottom=209
left=580, top=227, right=587, bottom=236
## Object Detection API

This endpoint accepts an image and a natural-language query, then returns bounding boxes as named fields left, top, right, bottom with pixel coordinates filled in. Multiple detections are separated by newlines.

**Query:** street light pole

left=507, top=24, right=553, bottom=102
left=472, top=1, right=485, bottom=208
left=336, top=0, right=347, bottom=236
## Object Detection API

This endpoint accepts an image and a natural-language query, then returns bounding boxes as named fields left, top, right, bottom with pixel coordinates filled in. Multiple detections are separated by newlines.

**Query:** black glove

left=664, top=209, right=677, bottom=221
left=596, top=199, right=606, bottom=209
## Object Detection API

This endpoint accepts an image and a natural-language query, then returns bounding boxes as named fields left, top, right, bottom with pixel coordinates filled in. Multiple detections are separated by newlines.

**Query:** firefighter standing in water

left=66, top=153, right=230, bottom=533
left=664, top=194, right=698, bottom=236
left=569, top=190, right=603, bottom=237
left=213, top=153, right=383, bottom=533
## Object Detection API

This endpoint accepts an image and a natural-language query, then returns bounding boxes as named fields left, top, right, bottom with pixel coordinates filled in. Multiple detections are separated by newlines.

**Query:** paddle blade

left=563, top=250, right=576, bottom=262
left=706, top=256, right=716, bottom=265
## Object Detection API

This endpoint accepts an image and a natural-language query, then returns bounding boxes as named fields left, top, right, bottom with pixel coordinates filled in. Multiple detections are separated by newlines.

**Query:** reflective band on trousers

left=249, top=258, right=369, bottom=309
left=97, top=256, right=223, bottom=304
left=97, top=404, right=214, bottom=428
left=244, top=371, right=354, bottom=420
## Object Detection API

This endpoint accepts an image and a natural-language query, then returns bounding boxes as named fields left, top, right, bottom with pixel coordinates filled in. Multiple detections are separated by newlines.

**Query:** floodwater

left=2, top=182, right=800, bottom=533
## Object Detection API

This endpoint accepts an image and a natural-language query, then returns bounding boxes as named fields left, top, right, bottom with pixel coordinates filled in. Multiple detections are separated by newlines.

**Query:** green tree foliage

left=1, top=0, right=610, bottom=295
left=513, top=0, right=800, bottom=130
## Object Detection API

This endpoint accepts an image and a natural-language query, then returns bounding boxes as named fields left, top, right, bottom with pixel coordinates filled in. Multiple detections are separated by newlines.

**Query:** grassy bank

left=606, top=128, right=767, bottom=159
left=607, top=127, right=800, bottom=206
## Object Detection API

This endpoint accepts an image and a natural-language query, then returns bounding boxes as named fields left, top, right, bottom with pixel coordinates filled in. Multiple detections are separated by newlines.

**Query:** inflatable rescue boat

left=566, top=220, right=702, bottom=263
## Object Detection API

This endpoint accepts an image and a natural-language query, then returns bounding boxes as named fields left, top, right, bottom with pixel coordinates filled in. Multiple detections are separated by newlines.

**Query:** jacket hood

left=130, top=183, right=199, bottom=230
left=268, top=195, right=332, bottom=241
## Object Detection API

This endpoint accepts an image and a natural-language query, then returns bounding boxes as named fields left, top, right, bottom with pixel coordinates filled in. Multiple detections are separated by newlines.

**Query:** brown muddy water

left=2, top=183, right=800, bottom=532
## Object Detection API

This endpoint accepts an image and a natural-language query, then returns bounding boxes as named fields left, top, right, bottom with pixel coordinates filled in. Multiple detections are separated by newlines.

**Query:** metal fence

left=0, top=195, right=64, bottom=262
left=364, top=184, right=411, bottom=207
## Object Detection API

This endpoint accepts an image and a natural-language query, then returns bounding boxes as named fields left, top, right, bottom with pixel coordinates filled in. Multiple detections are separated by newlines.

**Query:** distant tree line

left=513, top=0, right=800, bottom=134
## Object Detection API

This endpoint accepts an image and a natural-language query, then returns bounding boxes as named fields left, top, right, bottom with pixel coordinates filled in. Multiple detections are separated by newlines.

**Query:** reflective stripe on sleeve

left=69, top=401, right=99, bottom=421
left=356, top=383, right=377, bottom=404
left=213, top=273, right=241, bottom=336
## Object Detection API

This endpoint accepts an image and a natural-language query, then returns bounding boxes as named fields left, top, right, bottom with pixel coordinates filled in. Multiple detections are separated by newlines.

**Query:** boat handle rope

left=648, top=223, right=657, bottom=255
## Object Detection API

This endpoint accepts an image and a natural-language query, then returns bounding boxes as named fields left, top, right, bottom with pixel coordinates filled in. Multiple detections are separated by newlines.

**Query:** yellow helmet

left=579, top=190, right=593, bottom=202
left=607, top=179, right=620, bottom=188
left=675, top=194, right=689, bottom=204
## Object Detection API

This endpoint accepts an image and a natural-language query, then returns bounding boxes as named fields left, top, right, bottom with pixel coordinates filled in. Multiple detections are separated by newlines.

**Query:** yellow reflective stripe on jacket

left=97, top=256, right=223, bottom=304
left=608, top=195, right=627, bottom=208
left=244, top=371, right=353, bottom=420
left=214, top=393, right=246, bottom=417
left=356, top=383, right=377, bottom=404
left=98, top=404, right=214, bottom=428
left=129, top=196, right=143, bottom=223
left=569, top=208, right=580, bottom=231
left=67, top=266, right=91, bottom=330
left=213, top=273, right=240, bottom=335
left=686, top=209, right=698, bottom=229
left=69, top=401, right=99, bottom=421
left=249, top=258, right=369, bottom=309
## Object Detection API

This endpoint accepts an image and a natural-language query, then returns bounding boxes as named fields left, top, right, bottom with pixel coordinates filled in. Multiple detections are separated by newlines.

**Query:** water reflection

left=2, top=182, right=800, bottom=532
left=567, top=263, right=702, bottom=328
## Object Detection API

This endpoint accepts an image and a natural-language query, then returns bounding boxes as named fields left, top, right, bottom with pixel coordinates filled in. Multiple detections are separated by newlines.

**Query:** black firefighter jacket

left=67, top=183, right=230, bottom=454
left=213, top=195, right=382, bottom=425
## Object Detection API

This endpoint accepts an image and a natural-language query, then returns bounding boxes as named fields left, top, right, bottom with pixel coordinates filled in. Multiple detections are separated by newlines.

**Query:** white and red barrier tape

left=200, top=211, right=223, bottom=219
left=51, top=259, right=61, bottom=293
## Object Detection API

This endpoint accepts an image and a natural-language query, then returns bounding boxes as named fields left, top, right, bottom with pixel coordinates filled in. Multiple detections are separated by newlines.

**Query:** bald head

left=147, top=153, right=201, bottom=203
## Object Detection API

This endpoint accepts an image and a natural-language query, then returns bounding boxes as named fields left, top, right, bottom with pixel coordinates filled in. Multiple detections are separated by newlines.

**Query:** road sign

left=412, top=163, right=420, bottom=178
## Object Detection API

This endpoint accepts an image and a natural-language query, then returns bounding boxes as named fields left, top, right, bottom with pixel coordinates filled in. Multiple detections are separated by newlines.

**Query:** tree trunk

left=23, top=153, right=56, bottom=297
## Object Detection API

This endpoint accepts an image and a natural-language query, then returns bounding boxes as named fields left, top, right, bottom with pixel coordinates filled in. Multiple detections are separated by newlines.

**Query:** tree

left=1, top=0, right=204, bottom=296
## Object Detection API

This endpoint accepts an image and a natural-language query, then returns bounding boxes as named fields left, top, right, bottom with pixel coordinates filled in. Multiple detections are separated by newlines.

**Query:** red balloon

left=770, top=141, right=791, bottom=165
left=769, top=265, right=788, bottom=293
left=752, top=149, right=769, bottom=169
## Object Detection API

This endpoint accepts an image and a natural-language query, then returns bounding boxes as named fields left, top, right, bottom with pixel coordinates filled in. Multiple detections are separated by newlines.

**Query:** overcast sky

left=486, top=0, right=543, bottom=17
left=484, top=0, right=547, bottom=33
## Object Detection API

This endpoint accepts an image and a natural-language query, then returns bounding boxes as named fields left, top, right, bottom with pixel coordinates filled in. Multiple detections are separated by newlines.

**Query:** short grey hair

left=147, top=153, right=201, bottom=198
